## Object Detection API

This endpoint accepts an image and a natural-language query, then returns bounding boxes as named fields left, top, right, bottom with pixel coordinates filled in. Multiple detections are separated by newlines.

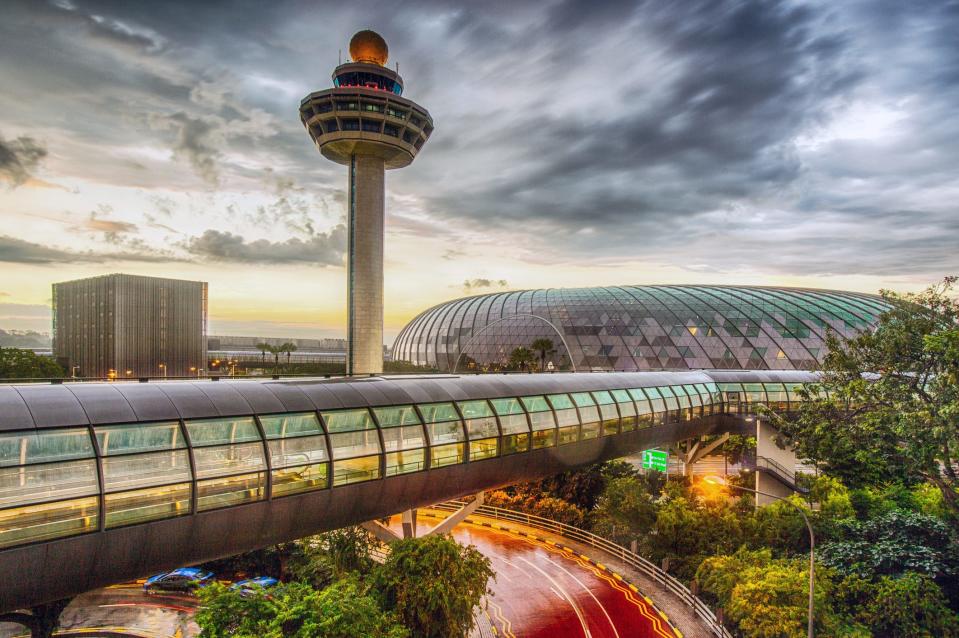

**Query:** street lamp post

left=704, top=476, right=815, bottom=638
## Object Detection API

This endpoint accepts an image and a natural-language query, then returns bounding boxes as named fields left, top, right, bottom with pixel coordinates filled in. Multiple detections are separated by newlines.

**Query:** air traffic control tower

left=300, top=30, right=433, bottom=375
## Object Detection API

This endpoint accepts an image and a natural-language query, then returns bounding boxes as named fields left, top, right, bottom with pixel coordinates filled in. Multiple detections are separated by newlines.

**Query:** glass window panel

left=95, top=422, right=184, bottom=455
left=570, top=392, right=596, bottom=407
left=528, top=411, right=556, bottom=432
left=386, top=449, right=425, bottom=476
left=457, top=400, right=494, bottom=418
left=329, top=430, right=381, bottom=459
left=102, top=450, right=191, bottom=493
left=659, top=386, right=676, bottom=397
left=105, top=483, right=191, bottom=528
left=373, top=405, right=421, bottom=428
left=428, top=421, right=464, bottom=444
left=268, top=435, right=329, bottom=468
left=418, top=403, right=459, bottom=423
left=272, top=463, right=328, bottom=497
left=547, top=394, right=575, bottom=410
left=557, top=426, right=579, bottom=445
left=0, top=429, right=94, bottom=467
left=0, top=496, right=99, bottom=549
left=592, top=390, right=615, bottom=405
left=465, top=417, right=498, bottom=440
left=672, top=385, right=689, bottom=396
left=502, top=433, right=529, bottom=455
left=0, top=459, right=99, bottom=508
left=470, top=438, right=498, bottom=461
left=260, top=413, right=323, bottom=439
left=430, top=443, right=464, bottom=468
left=520, top=396, right=551, bottom=413
left=197, top=472, right=265, bottom=510
left=636, top=387, right=659, bottom=399
left=321, top=409, right=375, bottom=433
left=532, top=429, right=556, bottom=449
left=192, top=442, right=266, bottom=479
left=491, top=397, right=524, bottom=415
left=381, top=425, right=425, bottom=452
left=185, top=418, right=260, bottom=447
left=498, top=413, right=529, bottom=435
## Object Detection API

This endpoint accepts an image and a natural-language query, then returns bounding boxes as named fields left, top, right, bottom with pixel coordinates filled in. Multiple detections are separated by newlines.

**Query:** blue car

left=231, top=576, right=279, bottom=597
left=143, top=567, right=215, bottom=594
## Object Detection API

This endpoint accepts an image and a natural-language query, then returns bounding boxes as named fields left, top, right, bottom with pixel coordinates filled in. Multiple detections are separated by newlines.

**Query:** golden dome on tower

left=349, top=30, right=389, bottom=66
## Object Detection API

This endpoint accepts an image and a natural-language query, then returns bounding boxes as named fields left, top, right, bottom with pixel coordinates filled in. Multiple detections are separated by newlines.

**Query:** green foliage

left=485, top=490, right=587, bottom=526
left=837, top=572, right=959, bottom=638
left=200, top=543, right=303, bottom=582
left=0, top=347, right=64, bottom=379
left=196, top=579, right=408, bottom=638
left=819, top=510, right=959, bottom=581
left=287, top=527, right=377, bottom=588
left=506, top=346, right=535, bottom=371
left=591, top=476, right=657, bottom=545
left=774, top=277, right=959, bottom=519
left=696, top=548, right=838, bottom=638
left=529, top=338, right=555, bottom=371
left=722, top=434, right=756, bottom=465
left=373, top=535, right=494, bottom=638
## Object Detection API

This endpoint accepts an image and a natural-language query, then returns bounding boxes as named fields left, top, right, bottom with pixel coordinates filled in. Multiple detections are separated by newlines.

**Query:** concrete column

left=347, top=154, right=386, bottom=375
left=755, top=418, right=798, bottom=506
left=401, top=509, right=417, bottom=539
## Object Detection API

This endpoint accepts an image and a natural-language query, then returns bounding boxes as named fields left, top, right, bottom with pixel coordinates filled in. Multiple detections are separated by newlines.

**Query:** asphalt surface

left=0, top=586, right=199, bottom=638
left=446, top=522, right=677, bottom=638
left=2, top=519, right=677, bottom=638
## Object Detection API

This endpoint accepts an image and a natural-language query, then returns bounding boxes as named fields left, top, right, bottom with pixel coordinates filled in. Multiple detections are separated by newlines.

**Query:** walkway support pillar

left=423, top=493, right=484, bottom=537
left=401, top=508, right=417, bottom=539
left=683, top=433, right=730, bottom=476
left=361, top=520, right=401, bottom=544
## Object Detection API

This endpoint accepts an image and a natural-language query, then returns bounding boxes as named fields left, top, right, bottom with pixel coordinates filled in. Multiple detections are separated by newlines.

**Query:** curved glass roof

left=391, top=285, right=889, bottom=372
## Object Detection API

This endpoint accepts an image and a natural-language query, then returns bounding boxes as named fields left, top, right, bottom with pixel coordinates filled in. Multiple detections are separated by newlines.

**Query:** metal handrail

left=433, top=501, right=734, bottom=638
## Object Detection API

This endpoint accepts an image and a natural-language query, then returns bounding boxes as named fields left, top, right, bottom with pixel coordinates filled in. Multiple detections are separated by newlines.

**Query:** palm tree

left=281, top=342, right=298, bottom=369
left=256, top=342, right=270, bottom=364
left=508, top=347, right=535, bottom=372
left=268, top=344, right=282, bottom=373
left=530, top=338, right=555, bottom=372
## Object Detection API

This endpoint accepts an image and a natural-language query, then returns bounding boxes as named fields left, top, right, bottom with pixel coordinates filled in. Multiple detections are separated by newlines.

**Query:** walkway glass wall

left=0, top=379, right=807, bottom=550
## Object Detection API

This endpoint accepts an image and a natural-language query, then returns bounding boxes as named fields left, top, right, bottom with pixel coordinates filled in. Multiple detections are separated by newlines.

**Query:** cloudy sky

left=1, top=0, right=956, bottom=342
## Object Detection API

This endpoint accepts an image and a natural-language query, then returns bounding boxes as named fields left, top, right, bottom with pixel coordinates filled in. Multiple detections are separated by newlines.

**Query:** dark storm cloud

left=1, top=0, right=957, bottom=279
left=0, top=134, right=47, bottom=187
left=0, top=235, right=173, bottom=264
left=185, top=227, right=346, bottom=265
left=463, top=279, right=509, bottom=291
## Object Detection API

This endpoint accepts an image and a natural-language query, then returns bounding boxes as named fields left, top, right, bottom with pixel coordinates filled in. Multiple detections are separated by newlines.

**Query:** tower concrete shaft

left=300, top=30, right=432, bottom=375
left=347, top=155, right=385, bottom=374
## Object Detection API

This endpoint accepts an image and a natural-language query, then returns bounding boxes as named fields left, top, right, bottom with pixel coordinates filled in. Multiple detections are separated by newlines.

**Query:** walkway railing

left=752, top=455, right=809, bottom=493
left=434, top=501, right=734, bottom=638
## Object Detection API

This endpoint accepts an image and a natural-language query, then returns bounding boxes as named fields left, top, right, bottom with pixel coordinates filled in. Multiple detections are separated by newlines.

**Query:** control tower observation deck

left=300, top=30, right=433, bottom=374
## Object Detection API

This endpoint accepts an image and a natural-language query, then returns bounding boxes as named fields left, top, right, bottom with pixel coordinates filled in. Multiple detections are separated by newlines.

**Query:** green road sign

left=641, top=448, right=668, bottom=472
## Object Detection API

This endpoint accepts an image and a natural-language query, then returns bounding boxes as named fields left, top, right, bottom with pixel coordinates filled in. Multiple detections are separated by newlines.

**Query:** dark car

left=143, top=567, right=215, bottom=594
left=231, top=576, right=279, bottom=597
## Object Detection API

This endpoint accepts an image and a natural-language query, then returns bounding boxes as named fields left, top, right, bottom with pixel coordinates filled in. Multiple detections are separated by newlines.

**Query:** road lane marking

left=543, top=552, right=621, bottom=638
left=516, top=556, right=592, bottom=638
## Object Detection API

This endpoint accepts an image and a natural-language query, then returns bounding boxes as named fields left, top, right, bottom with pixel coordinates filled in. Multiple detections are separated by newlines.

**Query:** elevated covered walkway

left=0, top=370, right=816, bottom=610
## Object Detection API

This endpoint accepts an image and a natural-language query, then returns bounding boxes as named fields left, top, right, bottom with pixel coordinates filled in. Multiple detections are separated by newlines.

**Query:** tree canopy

left=373, top=535, right=494, bottom=638
left=774, top=277, right=959, bottom=520
left=0, top=347, right=64, bottom=379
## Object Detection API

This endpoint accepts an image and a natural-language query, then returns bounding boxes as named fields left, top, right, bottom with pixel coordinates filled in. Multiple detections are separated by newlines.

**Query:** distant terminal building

left=392, top=285, right=890, bottom=373
left=207, top=335, right=389, bottom=366
left=52, top=274, right=207, bottom=378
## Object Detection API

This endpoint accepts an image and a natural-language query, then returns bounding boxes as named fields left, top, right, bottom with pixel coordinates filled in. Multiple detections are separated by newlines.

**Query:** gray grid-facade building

left=52, top=274, right=208, bottom=378
left=392, top=285, right=891, bottom=372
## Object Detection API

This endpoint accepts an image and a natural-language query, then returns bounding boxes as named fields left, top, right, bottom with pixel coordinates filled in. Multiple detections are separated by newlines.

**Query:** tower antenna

left=338, top=49, right=342, bottom=65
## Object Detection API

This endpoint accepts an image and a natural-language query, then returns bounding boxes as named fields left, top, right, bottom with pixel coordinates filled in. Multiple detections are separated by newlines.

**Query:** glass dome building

left=391, top=285, right=889, bottom=372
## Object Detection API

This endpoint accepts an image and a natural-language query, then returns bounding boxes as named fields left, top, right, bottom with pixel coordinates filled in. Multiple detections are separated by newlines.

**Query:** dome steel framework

left=392, top=285, right=890, bottom=372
